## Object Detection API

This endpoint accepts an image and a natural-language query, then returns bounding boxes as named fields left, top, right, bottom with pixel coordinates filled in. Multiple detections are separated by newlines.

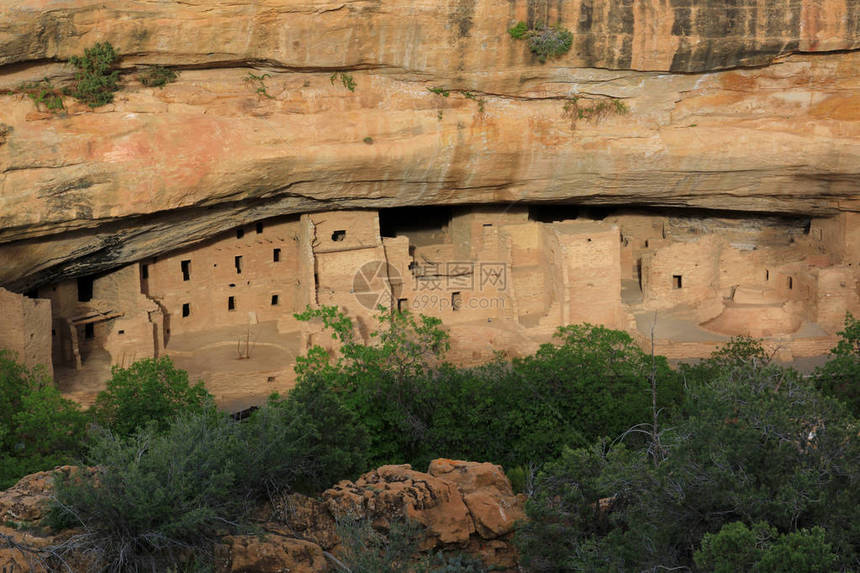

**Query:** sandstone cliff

left=0, top=0, right=858, bottom=289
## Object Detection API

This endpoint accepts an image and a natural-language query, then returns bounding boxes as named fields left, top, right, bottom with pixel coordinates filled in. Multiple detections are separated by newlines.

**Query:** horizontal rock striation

left=0, top=0, right=858, bottom=289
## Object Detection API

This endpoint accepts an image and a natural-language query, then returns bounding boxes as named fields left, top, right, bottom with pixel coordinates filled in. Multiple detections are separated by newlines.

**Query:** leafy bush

left=695, top=521, right=839, bottom=573
left=91, top=356, right=213, bottom=437
left=51, top=393, right=367, bottom=570
left=0, top=351, right=87, bottom=488
left=295, top=307, right=682, bottom=470
left=68, top=42, right=120, bottom=107
left=507, top=21, right=573, bottom=63
left=815, top=313, right=859, bottom=415
left=139, top=65, right=178, bottom=88
left=507, top=21, right=529, bottom=40
left=526, top=25, right=573, bottom=62
left=516, top=342, right=859, bottom=572
left=51, top=413, right=246, bottom=570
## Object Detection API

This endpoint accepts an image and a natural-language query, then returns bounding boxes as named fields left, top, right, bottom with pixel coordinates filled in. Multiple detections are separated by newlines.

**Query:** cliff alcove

left=0, top=0, right=857, bottom=405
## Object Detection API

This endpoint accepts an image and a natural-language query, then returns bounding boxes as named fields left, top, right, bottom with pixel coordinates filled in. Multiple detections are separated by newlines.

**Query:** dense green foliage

left=2, top=304, right=857, bottom=570
left=51, top=391, right=367, bottom=570
left=815, top=313, right=859, bottom=415
left=516, top=341, right=859, bottom=572
left=0, top=351, right=87, bottom=489
left=695, top=521, right=839, bottom=573
left=294, top=306, right=682, bottom=470
left=69, top=42, right=120, bottom=107
left=91, top=356, right=213, bottom=437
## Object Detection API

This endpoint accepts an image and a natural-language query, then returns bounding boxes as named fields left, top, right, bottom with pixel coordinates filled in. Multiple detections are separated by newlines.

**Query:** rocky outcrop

left=0, top=460, right=526, bottom=572
left=0, top=1, right=857, bottom=290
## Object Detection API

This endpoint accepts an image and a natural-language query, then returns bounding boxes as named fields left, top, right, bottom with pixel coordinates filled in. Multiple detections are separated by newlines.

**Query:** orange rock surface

left=0, top=0, right=857, bottom=290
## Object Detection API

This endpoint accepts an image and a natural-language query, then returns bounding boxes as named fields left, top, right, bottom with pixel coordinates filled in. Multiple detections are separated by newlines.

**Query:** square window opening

left=271, top=294, right=279, bottom=306
left=256, top=222, right=264, bottom=234
left=672, top=275, right=683, bottom=289
left=236, top=228, right=244, bottom=239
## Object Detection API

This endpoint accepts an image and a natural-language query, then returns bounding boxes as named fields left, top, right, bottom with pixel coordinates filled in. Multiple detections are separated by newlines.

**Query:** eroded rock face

left=428, top=459, right=526, bottom=539
left=214, top=535, right=328, bottom=573
left=324, top=464, right=476, bottom=546
left=0, top=1, right=857, bottom=291
left=0, top=460, right=526, bottom=572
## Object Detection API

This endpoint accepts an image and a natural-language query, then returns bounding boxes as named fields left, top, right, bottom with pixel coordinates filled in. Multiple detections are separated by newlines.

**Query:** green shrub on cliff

left=69, top=42, right=120, bottom=107
left=508, top=21, right=573, bottom=63
left=0, top=351, right=87, bottom=489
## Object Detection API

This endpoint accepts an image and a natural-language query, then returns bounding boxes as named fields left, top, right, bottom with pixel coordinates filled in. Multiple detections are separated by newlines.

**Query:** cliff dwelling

left=3, top=207, right=857, bottom=409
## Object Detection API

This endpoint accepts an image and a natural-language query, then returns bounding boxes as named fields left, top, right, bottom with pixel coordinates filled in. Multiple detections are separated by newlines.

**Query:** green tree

left=517, top=341, right=859, bottom=572
left=294, top=308, right=682, bottom=471
left=696, top=521, right=839, bottom=573
left=815, top=313, right=859, bottom=416
left=0, top=350, right=87, bottom=488
left=91, top=356, right=213, bottom=437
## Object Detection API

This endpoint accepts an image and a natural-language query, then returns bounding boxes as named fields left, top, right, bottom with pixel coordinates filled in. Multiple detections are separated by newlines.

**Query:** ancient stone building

left=4, top=205, right=855, bottom=407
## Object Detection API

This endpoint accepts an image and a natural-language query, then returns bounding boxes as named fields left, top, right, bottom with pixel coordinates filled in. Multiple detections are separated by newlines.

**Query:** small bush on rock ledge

left=508, top=21, right=573, bottom=63
left=68, top=42, right=120, bottom=107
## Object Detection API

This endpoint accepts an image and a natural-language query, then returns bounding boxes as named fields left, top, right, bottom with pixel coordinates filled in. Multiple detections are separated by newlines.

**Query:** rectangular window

left=271, top=294, right=279, bottom=306
left=182, top=303, right=190, bottom=317
left=788, top=276, right=793, bottom=290
left=181, top=260, right=191, bottom=281
left=228, top=296, right=236, bottom=311
left=256, top=222, right=264, bottom=234
left=236, top=228, right=244, bottom=239
left=77, top=276, right=94, bottom=302
left=451, top=291, right=462, bottom=311
left=235, top=255, right=243, bottom=274
left=84, top=323, right=94, bottom=339
left=397, top=298, right=408, bottom=312
left=273, top=248, right=281, bottom=262
left=141, top=264, right=149, bottom=280
left=331, top=230, right=346, bottom=242
left=672, top=275, right=683, bottom=289
left=765, top=269, right=770, bottom=281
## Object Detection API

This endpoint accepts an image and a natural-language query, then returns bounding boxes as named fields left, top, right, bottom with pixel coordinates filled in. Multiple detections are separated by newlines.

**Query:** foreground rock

left=0, top=460, right=526, bottom=572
